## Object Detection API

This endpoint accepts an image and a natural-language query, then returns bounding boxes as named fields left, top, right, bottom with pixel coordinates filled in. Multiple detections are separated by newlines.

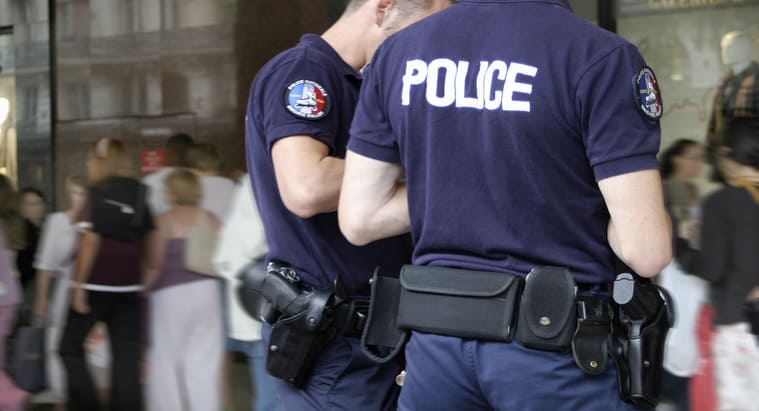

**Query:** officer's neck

left=321, top=12, right=376, bottom=71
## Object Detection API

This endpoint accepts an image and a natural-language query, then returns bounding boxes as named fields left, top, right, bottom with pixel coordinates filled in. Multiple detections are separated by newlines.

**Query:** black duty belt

left=359, top=264, right=673, bottom=408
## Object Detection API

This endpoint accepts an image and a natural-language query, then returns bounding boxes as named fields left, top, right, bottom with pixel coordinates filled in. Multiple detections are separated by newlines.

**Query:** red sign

left=141, top=149, right=166, bottom=174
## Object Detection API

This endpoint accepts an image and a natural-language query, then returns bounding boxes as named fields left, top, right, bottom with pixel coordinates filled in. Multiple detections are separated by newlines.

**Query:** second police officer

left=243, top=0, right=452, bottom=410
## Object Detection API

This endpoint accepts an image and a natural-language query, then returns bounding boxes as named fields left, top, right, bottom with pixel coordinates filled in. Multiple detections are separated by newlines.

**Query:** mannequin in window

left=706, top=31, right=759, bottom=182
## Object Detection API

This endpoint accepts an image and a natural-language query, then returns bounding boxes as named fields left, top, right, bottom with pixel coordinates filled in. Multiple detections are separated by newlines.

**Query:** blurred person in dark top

left=0, top=174, right=29, bottom=411
left=16, top=187, right=45, bottom=295
left=59, top=138, right=153, bottom=411
left=678, top=118, right=759, bottom=410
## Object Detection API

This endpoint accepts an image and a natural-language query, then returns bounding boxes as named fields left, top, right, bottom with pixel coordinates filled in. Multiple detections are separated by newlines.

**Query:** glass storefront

left=0, top=0, right=52, bottom=202
left=616, top=0, right=759, bottom=191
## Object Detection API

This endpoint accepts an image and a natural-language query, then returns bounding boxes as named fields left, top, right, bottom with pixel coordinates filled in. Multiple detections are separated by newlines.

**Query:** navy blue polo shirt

left=347, top=0, right=662, bottom=284
left=245, top=34, right=413, bottom=297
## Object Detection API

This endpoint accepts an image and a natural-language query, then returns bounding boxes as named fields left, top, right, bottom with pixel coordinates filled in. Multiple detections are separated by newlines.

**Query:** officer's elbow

left=338, top=209, right=372, bottom=246
left=280, top=186, right=323, bottom=219
left=625, top=244, right=673, bottom=278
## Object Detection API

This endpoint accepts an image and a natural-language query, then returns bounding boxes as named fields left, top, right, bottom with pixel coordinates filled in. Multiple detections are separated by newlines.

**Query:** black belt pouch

left=517, top=266, right=577, bottom=351
left=398, top=265, right=522, bottom=341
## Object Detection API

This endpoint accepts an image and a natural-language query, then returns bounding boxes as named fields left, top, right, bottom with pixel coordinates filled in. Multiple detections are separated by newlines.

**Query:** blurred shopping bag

left=11, top=326, right=47, bottom=393
left=690, top=305, right=716, bottom=411
left=659, top=261, right=709, bottom=377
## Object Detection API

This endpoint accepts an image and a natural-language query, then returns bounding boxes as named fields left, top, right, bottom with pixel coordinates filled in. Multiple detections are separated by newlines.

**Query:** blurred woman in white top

left=31, top=175, right=87, bottom=408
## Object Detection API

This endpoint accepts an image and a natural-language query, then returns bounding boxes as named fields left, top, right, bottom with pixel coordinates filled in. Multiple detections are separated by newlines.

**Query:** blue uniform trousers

left=262, top=323, right=403, bottom=411
left=398, top=332, right=648, bottom=411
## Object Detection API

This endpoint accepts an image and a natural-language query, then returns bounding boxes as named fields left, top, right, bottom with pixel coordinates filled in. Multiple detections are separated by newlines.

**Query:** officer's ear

left=375, top=0, right=395, bottom=27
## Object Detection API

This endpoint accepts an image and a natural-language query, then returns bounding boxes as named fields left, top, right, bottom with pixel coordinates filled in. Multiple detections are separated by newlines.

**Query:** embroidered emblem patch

left=284, top=80, right=331, bottom=120
left=633, top=67, right=663, bottom=121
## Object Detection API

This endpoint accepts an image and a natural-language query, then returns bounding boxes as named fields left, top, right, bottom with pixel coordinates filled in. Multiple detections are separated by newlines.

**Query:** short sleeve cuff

left=347, top=137, right=401, bottom=164
left=593, top=154, right=660, bottom=181
left=268, top=123, right=336, bottom=153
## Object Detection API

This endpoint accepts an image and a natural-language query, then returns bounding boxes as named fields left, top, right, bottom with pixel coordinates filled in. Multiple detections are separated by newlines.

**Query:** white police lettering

left=426, top=59, right=457, bottom=107
left=401, top=59, right=538, bottom=112
left=456, top=61, right=487, bottom=109
left=402, top=60, right=427, bottom=106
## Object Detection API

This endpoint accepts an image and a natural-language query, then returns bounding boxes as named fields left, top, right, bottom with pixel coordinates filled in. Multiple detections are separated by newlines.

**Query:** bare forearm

left=350, top=182, right=410, bottom=245
left=299, top=155, right=345, bottom=215
left=272, top=136, right=346, bottom=218
left=600, top=170, right=672, bottom=278
left=339, top=151, right=409, bottom=245
left=74, top=232, right=100, bottom=285
left=33, top=270, right=54, bottom=314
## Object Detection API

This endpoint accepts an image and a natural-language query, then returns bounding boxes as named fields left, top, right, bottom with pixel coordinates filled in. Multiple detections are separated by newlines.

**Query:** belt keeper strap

left=361, top=270, right=408, bottom=364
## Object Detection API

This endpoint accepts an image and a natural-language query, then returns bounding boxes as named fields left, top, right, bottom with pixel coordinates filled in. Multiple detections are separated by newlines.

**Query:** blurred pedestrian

left=0, top=174, right=29, bottom=411
left=658, top=139, right=708, bottom=411
left=59, top=137, right=153, bottom=411
left=143, top=169, right=223, bottom=411
left=678, top=118, right=759, bottom=411
left=31, top=175, right=87, bottom=408
left=16, top=187, right=46, bottom=325
left=187, top=144, right=236, bottom=221
left=143, top=133, right=194, bottom=216
left=214, top=174, right=282, bottom=411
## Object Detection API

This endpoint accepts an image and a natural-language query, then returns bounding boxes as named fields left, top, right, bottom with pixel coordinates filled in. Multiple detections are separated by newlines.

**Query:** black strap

left=361, top=272, right=409, bottom=364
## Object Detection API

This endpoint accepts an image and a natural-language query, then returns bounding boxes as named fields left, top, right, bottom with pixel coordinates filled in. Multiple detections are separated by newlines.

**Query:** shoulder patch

left=284, top=80, right=331, bottom=120
left=633, top=67, right=663, bottom=121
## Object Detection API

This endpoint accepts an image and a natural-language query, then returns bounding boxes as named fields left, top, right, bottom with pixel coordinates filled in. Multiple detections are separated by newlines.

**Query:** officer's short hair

left=165, top=169, right=202, bottom=207
left=724, top=117, right=759, bottom=169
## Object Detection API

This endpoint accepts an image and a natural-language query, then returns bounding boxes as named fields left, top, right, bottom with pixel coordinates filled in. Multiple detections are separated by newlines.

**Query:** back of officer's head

left=378, top=0, right=453, bottom=35
left=724, top=118, right=759, bottom=170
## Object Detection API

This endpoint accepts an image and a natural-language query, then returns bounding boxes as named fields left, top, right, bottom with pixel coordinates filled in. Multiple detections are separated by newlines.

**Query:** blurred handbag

left=184, top=210, right=219, bottom=276
left=11, top=326, right=47, bottom=393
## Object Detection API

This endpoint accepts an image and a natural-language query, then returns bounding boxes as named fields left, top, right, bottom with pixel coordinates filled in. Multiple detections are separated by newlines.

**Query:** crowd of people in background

left=0, top=133, right=281, bottom=411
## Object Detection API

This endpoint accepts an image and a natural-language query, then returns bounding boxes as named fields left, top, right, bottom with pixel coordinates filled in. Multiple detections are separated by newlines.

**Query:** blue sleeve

left=259, top=53, right=341, bottom=153
left=347, top=56, right=400, bottom=164
left=575, top=44, right=661, bottom=181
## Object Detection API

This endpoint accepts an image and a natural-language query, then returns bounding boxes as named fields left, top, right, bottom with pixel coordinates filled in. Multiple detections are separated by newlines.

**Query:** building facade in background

left=0, top=0, right=757, bottom=205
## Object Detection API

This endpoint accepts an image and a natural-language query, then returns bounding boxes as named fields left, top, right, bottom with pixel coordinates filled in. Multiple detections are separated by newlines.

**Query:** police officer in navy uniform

left=340, top=1, right=672, bottom=410
left=244, top=0, right=451, bottom=409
